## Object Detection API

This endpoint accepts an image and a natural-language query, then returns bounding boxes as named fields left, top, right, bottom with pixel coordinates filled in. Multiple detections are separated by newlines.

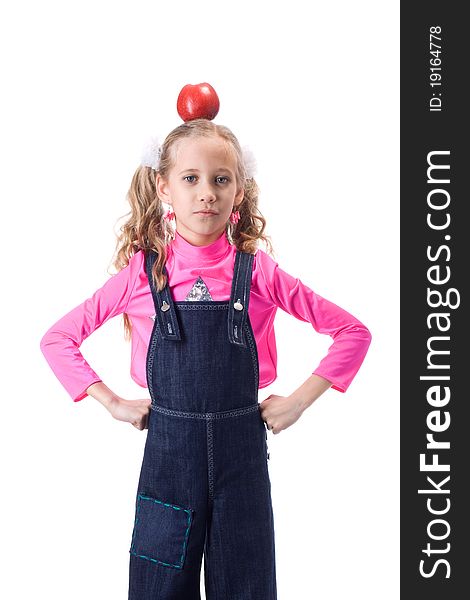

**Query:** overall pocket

left=129, top=493, right=194, bottom=569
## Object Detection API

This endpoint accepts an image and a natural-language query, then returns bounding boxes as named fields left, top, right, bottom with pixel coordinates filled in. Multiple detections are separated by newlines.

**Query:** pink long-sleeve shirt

left=40, top=230, right=371, bottom=402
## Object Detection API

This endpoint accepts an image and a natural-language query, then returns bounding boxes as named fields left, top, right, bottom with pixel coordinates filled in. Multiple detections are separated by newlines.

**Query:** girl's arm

left=256, top=250, right=372, bottom=394
left=256, top=251, right=371, bottom=433
left=87, top=381, right=150, bottom=430
left=290, top=373, right=333, bottom=411
left=259, top=373, right=332, bottom=434
left=40, top=251, right=143, bottom=402
left=86, top=381, right=118, bottom=410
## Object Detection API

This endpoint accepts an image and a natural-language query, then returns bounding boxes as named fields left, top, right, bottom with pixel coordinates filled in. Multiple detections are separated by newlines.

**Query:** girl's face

left=156, top=135, right=244, bottom=247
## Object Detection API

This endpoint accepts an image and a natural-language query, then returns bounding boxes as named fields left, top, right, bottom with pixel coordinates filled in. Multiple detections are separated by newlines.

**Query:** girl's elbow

left=349, top=322, right=372, bottom=349
left=39, top=331, right=50, bottom=353
left=39, top=329, right=61, bottom=357
left=361, top=325, right=372, bottom=350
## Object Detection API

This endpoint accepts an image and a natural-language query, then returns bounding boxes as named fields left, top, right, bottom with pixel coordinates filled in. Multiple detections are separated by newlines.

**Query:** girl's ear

left=156, top=173, right=171, bottom=204
left=234, top=186, right=244, bottom=208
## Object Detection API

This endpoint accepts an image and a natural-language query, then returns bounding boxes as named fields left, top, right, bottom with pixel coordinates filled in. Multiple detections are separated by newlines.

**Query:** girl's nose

left=200, top=193, right=216, bottom=202
left=199, top=184, right=216, bottom=202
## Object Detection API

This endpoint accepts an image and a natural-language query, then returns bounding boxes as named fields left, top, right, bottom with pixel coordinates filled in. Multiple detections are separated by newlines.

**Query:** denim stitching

left=145, top=319, right=159, bottom=406
left=146, top=252, right=170, bottom=338
left=150, top=403, right=260, bottom=419
left=144, top=250, right=160, bottom=406
left=235, top=252, right=254, bottom=346
left=236, top=253, right=254, bottom=345
left=239, top=253, right=253, bottom=342
left=241, top=252, right=250, bottom=314
left=207, top=420, right=214, bottom=501
left=244, top=322, right=260, bottom=394
left=227, top=252, right=239, bottom=345
left=233, top=250, right=242, bottom=306
left=130, top=493, right=193, bottom=569
left=173, top=303, right=229, bottom=311
left=147, top=261, right=181, bottom=341
left=160, top=286, right=181, bottom=340
left=228, top=251, right=247, bottom=346
left=233, top=251, right=244, bottom=344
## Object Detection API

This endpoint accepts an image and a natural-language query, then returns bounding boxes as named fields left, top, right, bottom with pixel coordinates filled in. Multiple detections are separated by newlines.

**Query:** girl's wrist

left=86, top=381, right=121, bottom=411
left=291, top=374, right=333, bottom=413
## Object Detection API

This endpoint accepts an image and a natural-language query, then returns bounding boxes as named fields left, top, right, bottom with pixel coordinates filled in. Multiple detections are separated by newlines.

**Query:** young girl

left=40, top=102, right=371, bottom=599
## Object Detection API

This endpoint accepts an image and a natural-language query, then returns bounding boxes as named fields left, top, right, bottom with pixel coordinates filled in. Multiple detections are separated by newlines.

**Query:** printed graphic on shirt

left=149, top=276, right=213, bottom=320
left=185, top=277, right=213, bottom=301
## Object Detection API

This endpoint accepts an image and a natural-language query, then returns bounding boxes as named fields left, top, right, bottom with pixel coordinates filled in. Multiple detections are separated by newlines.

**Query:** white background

left=1, top=1, right=399, bottom=598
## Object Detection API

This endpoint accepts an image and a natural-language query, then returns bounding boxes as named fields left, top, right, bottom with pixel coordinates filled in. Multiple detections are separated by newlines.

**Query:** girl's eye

left=183, top=175, right=229, bottom=184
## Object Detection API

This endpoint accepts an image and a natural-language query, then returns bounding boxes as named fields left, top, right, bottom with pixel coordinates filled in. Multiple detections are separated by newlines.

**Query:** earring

left=229, top=210, right=240, bottom=224
left=164, top=208, right=175, bottom=221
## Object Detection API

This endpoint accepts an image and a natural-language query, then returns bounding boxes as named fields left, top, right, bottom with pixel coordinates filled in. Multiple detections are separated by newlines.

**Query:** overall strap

left=145, top=250, right=182, bottom=341
left=227, top=250, right=255, bottom=348
left=145, top=247, right=255, bottom=346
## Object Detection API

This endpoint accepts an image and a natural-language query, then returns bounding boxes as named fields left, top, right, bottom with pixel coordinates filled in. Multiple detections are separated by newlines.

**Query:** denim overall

left=128, top=248, right=277, bottom=599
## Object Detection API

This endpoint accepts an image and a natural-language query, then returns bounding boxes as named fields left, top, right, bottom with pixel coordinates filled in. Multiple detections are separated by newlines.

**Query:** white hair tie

left=240, top=145, right=257, bottom=180
left=140, top=136, right=257, bottom=179
left=140, top=135, right=163, bottom=171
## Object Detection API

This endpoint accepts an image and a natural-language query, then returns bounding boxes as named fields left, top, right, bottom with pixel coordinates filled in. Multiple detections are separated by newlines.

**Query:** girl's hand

left=258, top=394, right=303, bottom=435
left=259, top=375, right=332, bottom=434
left=107, top=397, right=152, bottom=430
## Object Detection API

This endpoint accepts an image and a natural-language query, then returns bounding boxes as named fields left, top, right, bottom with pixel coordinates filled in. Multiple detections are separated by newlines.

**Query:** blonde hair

left=111, top=118, right=274, bottom=341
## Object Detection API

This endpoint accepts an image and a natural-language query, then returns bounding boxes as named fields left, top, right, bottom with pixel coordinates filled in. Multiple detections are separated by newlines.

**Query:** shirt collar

left=171, top=229, right=231, bottom=262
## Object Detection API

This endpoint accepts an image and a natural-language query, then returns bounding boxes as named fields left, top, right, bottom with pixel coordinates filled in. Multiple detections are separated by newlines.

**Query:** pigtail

left=229, top=177, right=274, bottom=257
left=110, top=165, right=172, bottom=341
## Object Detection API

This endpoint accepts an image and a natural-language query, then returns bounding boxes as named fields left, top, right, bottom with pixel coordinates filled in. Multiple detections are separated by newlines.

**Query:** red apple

left=177, top=83, right=220, bottom=122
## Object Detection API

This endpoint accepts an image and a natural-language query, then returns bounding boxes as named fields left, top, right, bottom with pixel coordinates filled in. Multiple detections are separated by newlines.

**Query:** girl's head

left=155, top=121, right=245, bottom=247
left=113, top=118, right=273, bottom=338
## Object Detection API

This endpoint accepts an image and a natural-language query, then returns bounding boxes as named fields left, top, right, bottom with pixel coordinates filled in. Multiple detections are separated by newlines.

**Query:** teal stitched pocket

left=129, top=493, right=194, bottom=569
